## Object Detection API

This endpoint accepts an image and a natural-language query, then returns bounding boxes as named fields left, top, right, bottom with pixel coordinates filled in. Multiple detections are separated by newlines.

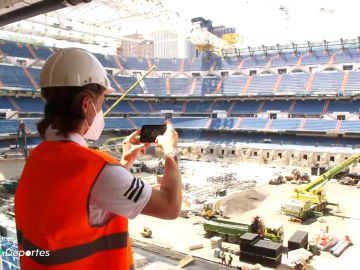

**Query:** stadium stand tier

left=1, top=38, right=360, bottom=148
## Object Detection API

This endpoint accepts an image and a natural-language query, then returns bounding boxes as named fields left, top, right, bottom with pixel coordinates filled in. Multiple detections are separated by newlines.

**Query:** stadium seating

left=31, top=44, right=53, bottom=60
left=292, top=100, right=324, bottom=114
left=261, top=100, right=291, bottom=112
left=0, top=120, right=19, bottom=134
left=222, top=76, right=247, bottom=95
left=271, top=53, right=299, bottom=67
left=237, top=118, right=268, bottom=130
left=270, top=119, right=301, bottom=130
left=246, top=74, right=277, bottom=95
left=345, top=71, right=360, bottom=93
left=170, top=78, right=193, bottom=95
left=122, top=57, right=149, bottom=70
left=15, top=97, right=44, bottom=112
left=231, top=100, right=261, bottom=113
left=277, top=73, right=309, bottom=95
left=0, top=65, right=33, bottom=89
left=143, top=78, right=167, bottom=95
left=155, top=59, right=180, bottom=71
left=112, top=76, right=143, bottom=94
left=303, top=119, right=337, bottom=132
left=310, top=71, right=343, bottom=93
left=0, top=96, right=15, bottom=110
left=340, top=120, right=360, bottom=133
left=327, top=100, right=360, bottom=113
left=0, top=40, right=33, bottom=59
left=149, top=101, right=183, bottom=112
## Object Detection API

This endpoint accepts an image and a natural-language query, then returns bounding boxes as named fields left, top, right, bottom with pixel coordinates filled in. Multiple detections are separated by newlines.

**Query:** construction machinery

left=282, top=152, right=360, bottom=221
left=269, top=172, right=285, bottom=185
left=140, top=227, right=152, bottom=238
left=203, top=216, right=284, bottom=243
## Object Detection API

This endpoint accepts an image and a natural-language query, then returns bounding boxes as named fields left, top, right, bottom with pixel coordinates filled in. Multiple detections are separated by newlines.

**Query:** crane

left=282, top=152, right=360, bottom=221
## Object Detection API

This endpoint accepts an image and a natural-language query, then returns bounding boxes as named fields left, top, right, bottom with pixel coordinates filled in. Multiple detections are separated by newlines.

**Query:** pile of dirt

left=222, top=188, right=267, bottom=215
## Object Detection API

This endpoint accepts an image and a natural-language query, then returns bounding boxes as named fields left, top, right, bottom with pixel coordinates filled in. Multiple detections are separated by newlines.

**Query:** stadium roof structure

left=0, top=0, right=227, bottom=52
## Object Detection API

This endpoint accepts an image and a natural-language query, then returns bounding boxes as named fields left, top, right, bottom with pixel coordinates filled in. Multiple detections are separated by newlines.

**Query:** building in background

left=118, top=33, right=154, bottom=58
left=148, top=30, right=196, bottom=59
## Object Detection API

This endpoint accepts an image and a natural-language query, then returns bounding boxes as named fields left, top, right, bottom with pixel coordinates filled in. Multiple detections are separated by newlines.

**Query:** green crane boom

left=295, top=152, right=360, bottom=195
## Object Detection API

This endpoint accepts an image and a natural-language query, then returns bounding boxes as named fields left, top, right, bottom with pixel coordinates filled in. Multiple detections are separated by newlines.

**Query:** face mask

left=84, top=101, right=105, bottom=141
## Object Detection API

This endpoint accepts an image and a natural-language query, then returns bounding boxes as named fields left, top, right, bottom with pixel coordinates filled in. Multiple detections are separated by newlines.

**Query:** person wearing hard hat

left=15, top=48, right=181, bottom=270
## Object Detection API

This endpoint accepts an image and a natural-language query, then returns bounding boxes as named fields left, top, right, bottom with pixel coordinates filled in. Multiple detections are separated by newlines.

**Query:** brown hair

left=37, top=84, right=103, bottom=139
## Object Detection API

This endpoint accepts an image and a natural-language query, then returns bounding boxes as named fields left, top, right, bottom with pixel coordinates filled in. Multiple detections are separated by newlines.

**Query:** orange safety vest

left=15, top=141, right=134, bottom=270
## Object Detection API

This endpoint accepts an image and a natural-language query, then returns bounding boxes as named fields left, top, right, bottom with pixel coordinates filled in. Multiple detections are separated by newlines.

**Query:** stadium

left=0, top=0, right=360, bottom=269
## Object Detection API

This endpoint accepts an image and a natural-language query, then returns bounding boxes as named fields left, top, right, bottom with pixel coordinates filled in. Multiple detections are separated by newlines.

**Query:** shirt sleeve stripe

left=133, top=180, right=145, bottom=203
left=123, top=177, right=136, bottom=197
left=127, top=178, right=140, bottom=201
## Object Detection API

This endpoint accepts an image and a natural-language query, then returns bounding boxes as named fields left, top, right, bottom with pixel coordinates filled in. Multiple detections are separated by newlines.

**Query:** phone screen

left=140, top=125, right=167, bottom=143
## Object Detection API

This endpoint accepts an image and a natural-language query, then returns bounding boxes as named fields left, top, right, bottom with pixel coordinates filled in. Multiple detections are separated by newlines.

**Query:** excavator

left=282, top=152, right=360, bottom=221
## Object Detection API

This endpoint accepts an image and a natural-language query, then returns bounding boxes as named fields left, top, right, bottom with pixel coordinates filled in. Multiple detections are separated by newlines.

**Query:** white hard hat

left=39, top=47, right=114, bottom=94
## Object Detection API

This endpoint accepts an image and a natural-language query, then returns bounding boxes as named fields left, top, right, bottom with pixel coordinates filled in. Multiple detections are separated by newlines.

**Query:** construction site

left=1, top=1, right=360, bottom=270
left=1, top=141, right=360, bottom=269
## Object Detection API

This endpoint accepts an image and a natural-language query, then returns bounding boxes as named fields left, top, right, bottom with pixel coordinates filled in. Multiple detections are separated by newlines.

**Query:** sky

left=158, top=0, right=360, bottom=46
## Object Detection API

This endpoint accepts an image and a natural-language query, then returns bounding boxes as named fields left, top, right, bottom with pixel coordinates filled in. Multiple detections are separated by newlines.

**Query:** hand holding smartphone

left=140, top=125, right=167, bottom=143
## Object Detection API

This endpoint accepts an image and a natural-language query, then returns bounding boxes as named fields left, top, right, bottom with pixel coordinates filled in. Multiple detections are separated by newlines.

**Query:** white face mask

left=84, top=101, right=105, bottom=141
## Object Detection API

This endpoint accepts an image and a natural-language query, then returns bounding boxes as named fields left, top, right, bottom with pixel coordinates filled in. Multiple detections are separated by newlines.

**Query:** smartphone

left=140, top=125, right=167, bottom=143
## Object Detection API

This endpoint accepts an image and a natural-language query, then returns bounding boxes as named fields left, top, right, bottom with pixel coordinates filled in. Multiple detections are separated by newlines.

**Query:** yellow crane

left=282, top=152, right=360, bottom=221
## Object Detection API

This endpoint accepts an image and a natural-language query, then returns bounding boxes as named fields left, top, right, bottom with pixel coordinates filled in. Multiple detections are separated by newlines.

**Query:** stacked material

left=210, top=236, right=222, bottom=249
left=288, top=230, right=308, bottom=251
left=239, top=233, right=283, bottom=268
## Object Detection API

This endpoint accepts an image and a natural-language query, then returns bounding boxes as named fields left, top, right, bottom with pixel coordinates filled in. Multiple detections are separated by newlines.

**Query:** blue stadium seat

left=310, top=71, right=343, bottom=93
left=0, top=65, right=33, bottom=89
left=32, top=44, right=53, bottom=60
left=345, top=71, right=360, bottom=93
left=270, top=119, right=301, bottom=131
left=277, top=73, right=309, bottom=95
left=222, top=76, right=247, bottom=95
left=15, top=97, right=44, bottom=112
left=0, top=120, right=19, bottom=134
left=292, top=100, right=324, bottom=114
left=170, top=78, right=193, bottom=95
left=156, top=59, right=180, bottom=71
left=327, top=100, right=360, bottom=113
left=231, top=100, right=261, bottom=113
left=340, top=120, right=360, bottom=133
left=104, top=118, right=133, bottom=129
left=238, top=118, right=268, bottom=130
left=122, top=57, right=149, bottom=70
left=0, top=96, right=15, bottom=110
left=143, top=78, right=167, bottom=95
left=185, top=101, right=211, bottom=113
left=201, top=77, right=222, bottom=95
left=246, top=74, right=277, bottom=95
left=149, top=101, right=183, bottom=112
left=0, top=40, right=33, bottom=59
left=113, top=76, right=143, bottom=95
left=171, top=117, right=209, bottom=128
left=303, top=119, right=337, bottom=132
left=262, top=101, right=291, bottom=112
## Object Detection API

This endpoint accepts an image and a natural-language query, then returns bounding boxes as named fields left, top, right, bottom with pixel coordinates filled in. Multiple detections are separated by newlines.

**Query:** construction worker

left=220, top=250, right=226, bottom=265
left=227, top=254, right=233, bottom=267
left=15, top=48, right=182, bottom=270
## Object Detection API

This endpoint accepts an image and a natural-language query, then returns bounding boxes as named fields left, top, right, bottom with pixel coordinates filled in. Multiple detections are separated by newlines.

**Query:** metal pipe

left=0, top=0, right=92, bottom=27
left=332, top=236, right=352, bottom=257
left=104, top=65, right=157, bottom=117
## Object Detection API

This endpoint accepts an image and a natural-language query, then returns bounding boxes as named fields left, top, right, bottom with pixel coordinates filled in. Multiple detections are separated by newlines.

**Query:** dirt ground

left=1, top=159, right=359, bottom=269
left=130, top=181, right=360, bottom=269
